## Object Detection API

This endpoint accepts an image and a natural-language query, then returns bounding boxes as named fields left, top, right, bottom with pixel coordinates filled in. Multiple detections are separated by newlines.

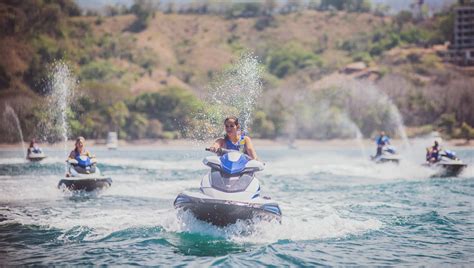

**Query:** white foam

left=100, top=158, right=203, bottom=171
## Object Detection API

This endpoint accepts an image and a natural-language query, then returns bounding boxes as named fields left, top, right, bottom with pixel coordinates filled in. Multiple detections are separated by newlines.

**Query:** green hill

left=1, top=0, right=473, bottom=142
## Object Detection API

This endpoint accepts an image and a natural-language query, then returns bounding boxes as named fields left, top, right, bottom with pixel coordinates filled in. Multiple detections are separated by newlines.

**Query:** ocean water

left=0, top=147, right=473, bottom=266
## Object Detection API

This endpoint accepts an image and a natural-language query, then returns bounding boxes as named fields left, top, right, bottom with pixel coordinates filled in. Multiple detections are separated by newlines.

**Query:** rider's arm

left=209, top=138, right=224, bottom=153
left=86, top=151, right=97, bottom=162
left=68, top=150, right=76, bottom=160
left=244, top=136, right=258, bottom=160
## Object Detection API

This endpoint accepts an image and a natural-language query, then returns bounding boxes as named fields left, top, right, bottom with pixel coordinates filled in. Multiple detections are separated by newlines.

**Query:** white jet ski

left=58, top=156, right=112, bottom=192
left=371, top=145, right=401, bottom=164
left=26, top=148, right=47, bottom=162
left=423, top=150, right=467, bottom=177
left=174, top=148, right=282, bottom=227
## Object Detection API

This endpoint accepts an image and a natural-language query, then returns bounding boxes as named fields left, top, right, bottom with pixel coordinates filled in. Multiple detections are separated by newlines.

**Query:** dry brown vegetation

left=1, top=1, right=472, bottom=142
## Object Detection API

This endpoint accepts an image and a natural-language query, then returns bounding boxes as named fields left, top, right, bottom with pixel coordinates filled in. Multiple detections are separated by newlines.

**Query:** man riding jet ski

left=371, top=132, right=401, bottom=164
left=26, top=139, right=47, bottom=162
left=174, top=116, right=281, bottom=226
left=423, top=140, right=467, bottom=177
left=58, top=136, right=112, bottom=192
left=174, top=148, right=282, bottom=226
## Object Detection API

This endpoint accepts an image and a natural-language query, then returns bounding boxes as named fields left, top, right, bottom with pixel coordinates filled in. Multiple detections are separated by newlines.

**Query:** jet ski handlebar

left=66, top=158, right=97, bottom=165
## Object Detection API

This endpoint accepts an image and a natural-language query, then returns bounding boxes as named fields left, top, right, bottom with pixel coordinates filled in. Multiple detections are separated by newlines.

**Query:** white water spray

left=47, top=61, right=76, bottom=168
left=186, top=52, right=263, bottom=143
left=4, top=105, right=26, bottom=158
left=210, top=52, right=263, bottom=132
left=316, top=77, right=410, bottom=148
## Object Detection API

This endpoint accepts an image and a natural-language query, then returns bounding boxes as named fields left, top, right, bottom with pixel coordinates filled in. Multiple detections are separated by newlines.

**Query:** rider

left=27, top=139, right=42, bottom=155
left=209, top=116, right=258, bottom=160
left=375, top=131, right=391, bottom=157
left=426, top=140, right=441, bottom=163
left=68, top=136, right=96, bottom=174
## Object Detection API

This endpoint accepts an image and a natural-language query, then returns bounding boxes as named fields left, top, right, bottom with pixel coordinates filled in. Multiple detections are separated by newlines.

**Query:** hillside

left=1, top=1, right=473, bottom=143
left=74, top=10, right=390, bottom=93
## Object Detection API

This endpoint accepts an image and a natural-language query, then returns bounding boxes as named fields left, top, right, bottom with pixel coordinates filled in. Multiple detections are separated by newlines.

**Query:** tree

left=460, top=122, right=474, bottom=142
left=106, top=101, right=129, bottom=132
left=128, top=0, right=158, bottom=32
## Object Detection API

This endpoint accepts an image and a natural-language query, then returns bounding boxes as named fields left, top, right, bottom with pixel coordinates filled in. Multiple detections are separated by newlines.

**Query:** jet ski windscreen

left=220, top=153, right=249, bottom=174
left=210, top=171, right=254, bottom=192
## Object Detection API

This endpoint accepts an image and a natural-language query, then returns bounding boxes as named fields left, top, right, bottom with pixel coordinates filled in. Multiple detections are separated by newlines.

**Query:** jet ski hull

left=58, top=178, right=112, bottom=192
left=371, top=156, right=400, bottom=164
left=27, top=156, right=47, bottom=162
left=424, top=163, right=467, bottom=177
left=174, top=193, right=282, bottom=227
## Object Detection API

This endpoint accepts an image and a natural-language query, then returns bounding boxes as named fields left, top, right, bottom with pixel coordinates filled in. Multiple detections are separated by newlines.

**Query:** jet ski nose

left=262, top=203, right=282, bottom=216
left=174, top=193, right=192, bottom=206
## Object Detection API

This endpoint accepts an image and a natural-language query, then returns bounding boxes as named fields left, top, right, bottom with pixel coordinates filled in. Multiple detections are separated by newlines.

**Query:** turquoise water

left=0, top=147, right=473, bottom=266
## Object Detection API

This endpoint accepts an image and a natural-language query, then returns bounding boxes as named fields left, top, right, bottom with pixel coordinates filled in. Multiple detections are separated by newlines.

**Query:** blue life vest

left=431, top=146, right=440, bottom=159
left=225, top=133, right=246, bottom=153
left=74, top=152, right=92, bottom=168
left=376, top=135, right=390, bottom=146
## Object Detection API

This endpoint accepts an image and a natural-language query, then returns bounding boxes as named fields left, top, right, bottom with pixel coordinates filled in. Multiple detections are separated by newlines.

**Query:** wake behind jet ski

left=58, top=136, right=112, bottom=192
left=26, top=139, right=47, bottom=162
left=174, top=148, right=281, bottom=227
left=423, top=149, right=467, bottom=177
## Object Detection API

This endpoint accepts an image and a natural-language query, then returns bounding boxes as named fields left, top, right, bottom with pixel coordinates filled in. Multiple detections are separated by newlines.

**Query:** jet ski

left=58, top=156, right=112, bottom=192
left=26, top=148, right=47, bottom=162
left=174, top=148, right=282, bottom=227
left=423, top=150, right=467, bottom=177
left=371, top=145, right=401, bottom=164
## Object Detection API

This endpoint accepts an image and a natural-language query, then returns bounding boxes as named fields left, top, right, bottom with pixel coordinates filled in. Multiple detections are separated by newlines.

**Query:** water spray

left=47, top=61, right=77, bottom=171
left=4, top=104, right=26, bottom=158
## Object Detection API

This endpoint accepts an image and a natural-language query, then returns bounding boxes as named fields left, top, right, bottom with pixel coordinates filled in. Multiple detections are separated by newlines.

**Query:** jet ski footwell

left=174, top=193, right=282, bottom=227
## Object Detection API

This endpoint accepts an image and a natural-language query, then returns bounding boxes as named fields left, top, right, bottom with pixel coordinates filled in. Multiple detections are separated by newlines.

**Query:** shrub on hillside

left=267, top=44, right=323, bottom=78
left=225, top=2, right=262, bottom=18
left=319, top=0, right=371, bottom=13
left=80, top=60, right=125, bottom=81
left=127, top=0, right=157, bottom=32
left=147, top=119, right=163, bottom=138
left=459, top=122, right=474, bottom=142
left=128, top=87, right=203, bottom=132
left=251, top=110, right=276, bottom=138
left=125, top=112, right=148, bottom=139
left=254, top=15, right=277, bottom=31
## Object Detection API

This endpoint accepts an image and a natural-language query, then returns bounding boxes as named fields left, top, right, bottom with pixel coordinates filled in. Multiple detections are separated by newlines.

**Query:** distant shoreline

left=0, top=138, right=472, bottom=150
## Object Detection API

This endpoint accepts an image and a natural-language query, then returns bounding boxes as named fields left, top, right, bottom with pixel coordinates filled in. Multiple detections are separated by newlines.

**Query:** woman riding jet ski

left=26, top=139, right=47, bottom=162
left=174, top=117, right=281, bottom=226
left=58, top=136, right=112, bottom=192
left=371, top=131, right=401, bottom=164
left=423, top=140, right=467, bottom=177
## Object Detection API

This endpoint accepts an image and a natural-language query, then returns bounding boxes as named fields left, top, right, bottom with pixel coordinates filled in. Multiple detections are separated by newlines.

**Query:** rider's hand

left=209, top=147, right=218, bottom=153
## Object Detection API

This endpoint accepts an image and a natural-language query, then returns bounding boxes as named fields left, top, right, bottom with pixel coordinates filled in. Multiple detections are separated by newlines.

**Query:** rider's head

left=380, top=131, right=386, bottom=136
left=29, top=139, right=36, bottom=147
left=434, top=140, right=439, bottom=146
left=75, top=136, right=85, bottom=151
left=224, top=116, right=240, bottom=137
